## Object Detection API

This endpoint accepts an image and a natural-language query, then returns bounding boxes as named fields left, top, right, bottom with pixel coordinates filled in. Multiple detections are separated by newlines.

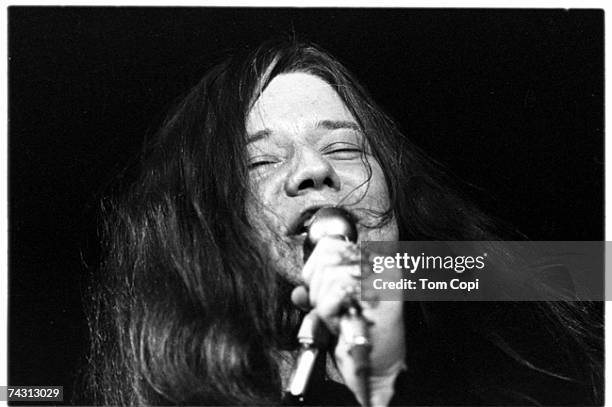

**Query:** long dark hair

left=85, top=39, right=602, bottom=405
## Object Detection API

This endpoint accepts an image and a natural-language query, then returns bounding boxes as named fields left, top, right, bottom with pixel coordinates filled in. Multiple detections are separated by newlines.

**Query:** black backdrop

left=8, top=7, right=603, bottom=404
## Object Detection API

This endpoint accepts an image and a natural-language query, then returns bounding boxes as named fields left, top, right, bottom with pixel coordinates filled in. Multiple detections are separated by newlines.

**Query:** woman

left=86, top=39, right=602, bottom=406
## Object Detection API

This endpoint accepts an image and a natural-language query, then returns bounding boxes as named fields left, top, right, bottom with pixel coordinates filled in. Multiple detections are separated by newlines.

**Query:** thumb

left=291, top=285, right=310, bottom=311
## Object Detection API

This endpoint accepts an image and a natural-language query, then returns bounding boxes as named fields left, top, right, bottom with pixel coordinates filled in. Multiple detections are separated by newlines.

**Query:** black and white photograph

left=7, top=7, right=605, bottom=406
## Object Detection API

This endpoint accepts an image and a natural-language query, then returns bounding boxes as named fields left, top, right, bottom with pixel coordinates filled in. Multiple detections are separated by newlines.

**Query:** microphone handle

left=287, top=207, right=371, bottom=406
left=340, top=303, right=371, bottom=407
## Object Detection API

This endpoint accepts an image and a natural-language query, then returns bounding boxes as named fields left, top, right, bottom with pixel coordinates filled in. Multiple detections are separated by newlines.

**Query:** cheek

left=248, top=165, right=288, bottom=203
left=245, top=193, right=304, bottom=283
left=368, top=164, right=391, bottom=198
left=367, top=217, right=399, bottom=241
left=246, top=176, right=292, bottom=235
left=341, top=161, right=391, bottom=206
left=355, top=162, right=398, bottom=241
left=246, top=179, right=280, bottom=222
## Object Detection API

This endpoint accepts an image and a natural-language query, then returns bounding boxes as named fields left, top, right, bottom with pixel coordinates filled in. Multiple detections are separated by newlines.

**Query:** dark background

left=8, top=7, right=604, bottom=404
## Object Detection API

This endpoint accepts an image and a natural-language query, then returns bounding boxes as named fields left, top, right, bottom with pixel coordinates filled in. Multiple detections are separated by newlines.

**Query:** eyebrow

left=247, top=129, right=271, bottom=144
left=316, top=120, right=361, bottom=132
left=247, top=120, right=361, bottom=144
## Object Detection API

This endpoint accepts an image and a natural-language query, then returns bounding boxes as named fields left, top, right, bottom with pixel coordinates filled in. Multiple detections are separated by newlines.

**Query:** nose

left=284, top=147, right=341, bottom=196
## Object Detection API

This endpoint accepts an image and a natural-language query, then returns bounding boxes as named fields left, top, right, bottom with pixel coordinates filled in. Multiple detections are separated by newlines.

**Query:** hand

left=292, top=237, right=406, bottom=407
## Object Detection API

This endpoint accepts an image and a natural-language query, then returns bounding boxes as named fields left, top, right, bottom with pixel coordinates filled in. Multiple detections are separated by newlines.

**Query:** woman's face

left=245, top=72, right=398, bottom=282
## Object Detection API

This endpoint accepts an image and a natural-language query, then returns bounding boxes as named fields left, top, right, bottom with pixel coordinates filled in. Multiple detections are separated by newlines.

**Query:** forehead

left=246, top=72, right=355, bottom=134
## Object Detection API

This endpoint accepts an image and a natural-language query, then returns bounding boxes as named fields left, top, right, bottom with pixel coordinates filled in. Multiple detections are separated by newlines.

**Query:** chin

left=359, top=220, right=399, bottom=243
left=267, top=244, right=305, bottom=284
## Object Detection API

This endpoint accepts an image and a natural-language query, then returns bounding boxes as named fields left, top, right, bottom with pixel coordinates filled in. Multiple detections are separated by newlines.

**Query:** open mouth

left=286, top=205, right=326, bottom=236
left=286, top=205, right=362, bottom=239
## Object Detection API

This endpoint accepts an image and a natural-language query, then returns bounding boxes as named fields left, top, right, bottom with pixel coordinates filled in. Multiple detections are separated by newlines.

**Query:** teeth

left=289, top=205, right=335, bottom=236
left=290, top=208, right=318, bottom=236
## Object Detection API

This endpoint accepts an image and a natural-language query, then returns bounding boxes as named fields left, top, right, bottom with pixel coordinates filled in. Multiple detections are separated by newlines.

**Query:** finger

left=309, top=264, right=360, bottom=308
left=311, top=283, right=347, bottom=334
left=302, top=237, right=360, bottom=284
left=291, top=285, right=310, bottom=311
left=334, top=325, right=362, bottom=392
left=312, top=281, right=360, bottom=334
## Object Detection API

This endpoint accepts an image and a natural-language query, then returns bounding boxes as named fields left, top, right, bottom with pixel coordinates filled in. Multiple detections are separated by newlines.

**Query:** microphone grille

left=303, top=207, right=358, bottom=261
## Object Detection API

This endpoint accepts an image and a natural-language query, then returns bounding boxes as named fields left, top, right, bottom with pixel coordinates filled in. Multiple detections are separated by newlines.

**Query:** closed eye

left=248, top=156, right=279, bottom=170
left=322, top=142, right=364, bottom=159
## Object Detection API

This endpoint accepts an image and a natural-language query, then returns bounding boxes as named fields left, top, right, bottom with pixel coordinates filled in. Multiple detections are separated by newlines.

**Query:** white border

left=604, top=6, right=610, bottom=407
left=0, top=3, right=608, bottom=407
left=0, top=1, right=607, bottom=6
left=1, top=5, right=8, bottom=407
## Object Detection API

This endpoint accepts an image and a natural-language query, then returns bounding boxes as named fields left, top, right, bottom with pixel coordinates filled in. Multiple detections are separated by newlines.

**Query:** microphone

left=287, top=207, right=371, bottom=406
left=302, top=206, right=358, bottom=261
